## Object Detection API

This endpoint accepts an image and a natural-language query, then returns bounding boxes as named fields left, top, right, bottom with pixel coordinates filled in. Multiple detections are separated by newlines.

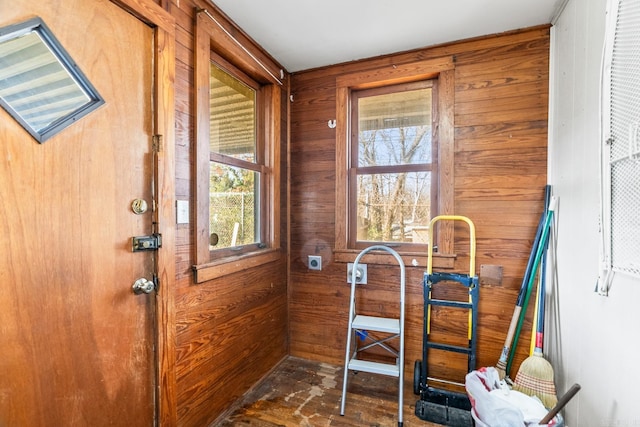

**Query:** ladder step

left=348, top=358, right=400, bottom=377
left=351, top=315, right=399, bottom=333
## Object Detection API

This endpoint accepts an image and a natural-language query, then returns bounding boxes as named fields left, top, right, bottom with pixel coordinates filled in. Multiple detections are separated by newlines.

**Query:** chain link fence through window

left=210, top=192, right=255, bottom=249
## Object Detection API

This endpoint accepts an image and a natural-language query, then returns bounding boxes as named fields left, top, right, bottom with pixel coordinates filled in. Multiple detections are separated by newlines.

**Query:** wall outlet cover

left=308, top=255, right=322, bottom=270
left=346, top=263, right=367, bottom=284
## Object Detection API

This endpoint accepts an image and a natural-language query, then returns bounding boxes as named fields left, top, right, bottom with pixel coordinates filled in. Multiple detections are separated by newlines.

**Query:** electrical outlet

left=347, top=263, right=367, bottom=284
left=308, top=255, right=322, bottom=270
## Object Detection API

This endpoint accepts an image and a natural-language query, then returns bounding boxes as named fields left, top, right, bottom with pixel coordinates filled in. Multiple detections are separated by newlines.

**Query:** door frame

left=108, top=0, right=176, bottom=424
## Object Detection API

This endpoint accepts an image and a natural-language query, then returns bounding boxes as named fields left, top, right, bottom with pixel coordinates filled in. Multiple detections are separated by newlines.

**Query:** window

left=599, top=0, right=640, bottom=293
left=351, top=81, right=436, bottom=249
left=208, top=62, right=263, bottom=255
left=0, top=17, right=104, bottom=143
left=335, top=57, right=456, bottom=264
left=194, top=9, right=282, bottom=282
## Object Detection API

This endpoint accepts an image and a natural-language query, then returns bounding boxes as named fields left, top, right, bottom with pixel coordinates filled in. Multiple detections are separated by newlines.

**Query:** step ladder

left=414, top=215, right=479, bottom=426
left=340, top=245, right=405, bottom=427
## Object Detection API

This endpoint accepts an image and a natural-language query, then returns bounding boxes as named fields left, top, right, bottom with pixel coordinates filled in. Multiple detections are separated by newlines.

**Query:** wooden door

left=0, top=0, right=168, bottom=425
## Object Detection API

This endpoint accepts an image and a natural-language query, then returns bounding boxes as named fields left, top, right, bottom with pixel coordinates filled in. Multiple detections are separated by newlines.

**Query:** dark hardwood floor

left=214, top=357, right=446, bottom=427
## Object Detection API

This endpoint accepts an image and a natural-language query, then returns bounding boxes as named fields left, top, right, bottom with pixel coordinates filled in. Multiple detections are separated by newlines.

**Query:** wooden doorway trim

left=108, top=0, right=177, bottom=425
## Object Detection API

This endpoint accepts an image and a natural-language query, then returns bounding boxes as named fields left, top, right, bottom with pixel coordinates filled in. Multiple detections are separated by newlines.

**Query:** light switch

left=176, top=200, right=189, bottom=224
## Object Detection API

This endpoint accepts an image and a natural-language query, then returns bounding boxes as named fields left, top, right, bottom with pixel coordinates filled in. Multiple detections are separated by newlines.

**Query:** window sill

left=193, top=248, right=282, bottom=283
left=333, top=249, right=455, bottom=270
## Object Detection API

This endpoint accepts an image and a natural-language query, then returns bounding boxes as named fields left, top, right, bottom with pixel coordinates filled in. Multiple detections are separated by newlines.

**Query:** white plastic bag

left=465, top=367, right=524, bottom=427
left=489, top=388, right=550, bottom=425
left=465, top=367, right=562, bottom=426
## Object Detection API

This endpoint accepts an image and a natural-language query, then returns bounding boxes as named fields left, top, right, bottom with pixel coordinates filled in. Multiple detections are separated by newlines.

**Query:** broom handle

left=537, top=187, right=552, bottom=349
left=507, top=196, right=555, bottom=374
left=529, top=273, right=541, bottom=356
left=496, top=188, right=549, bottom=372
left=535, top=222, right=549, bottom=351
left=539, top=383, right=581, bottom=424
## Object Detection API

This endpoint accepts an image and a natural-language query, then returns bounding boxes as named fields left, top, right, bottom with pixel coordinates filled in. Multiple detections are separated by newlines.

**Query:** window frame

left=0, top=17, right=105, bottom=143
left=349, top=80, right=438, bottom=250
left=334, top=57, right=456, bottom=267
left=193, top=10, right=282, bottom=283
left=208, top=56, right=266, bottom=258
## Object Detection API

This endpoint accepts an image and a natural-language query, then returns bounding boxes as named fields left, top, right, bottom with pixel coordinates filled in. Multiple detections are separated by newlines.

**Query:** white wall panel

left=548, top=0, right=640, bottom=425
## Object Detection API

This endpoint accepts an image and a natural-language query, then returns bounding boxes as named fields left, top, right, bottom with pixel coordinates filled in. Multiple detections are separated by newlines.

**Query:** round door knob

left=132, top=278, right=155, bottom=294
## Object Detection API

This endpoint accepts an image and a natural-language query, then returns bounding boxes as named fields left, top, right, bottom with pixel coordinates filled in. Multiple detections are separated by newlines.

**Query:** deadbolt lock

left=131, top=198, right=148, bottom=214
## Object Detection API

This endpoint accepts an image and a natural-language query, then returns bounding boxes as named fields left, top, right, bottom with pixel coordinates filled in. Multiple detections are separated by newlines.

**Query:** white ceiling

left=211, top=0, right=567, bottom=73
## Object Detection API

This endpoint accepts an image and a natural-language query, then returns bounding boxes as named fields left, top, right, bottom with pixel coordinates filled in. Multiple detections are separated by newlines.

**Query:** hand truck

left=414, top=215, right=479, bottom=426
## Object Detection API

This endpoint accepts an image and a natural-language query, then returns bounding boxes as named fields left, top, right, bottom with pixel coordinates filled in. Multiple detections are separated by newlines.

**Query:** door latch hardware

left=131, top=233, right=162, bottom=252
left=131, top=198, right=148, bottom=215
left=132, top=277, right=155, bottom=294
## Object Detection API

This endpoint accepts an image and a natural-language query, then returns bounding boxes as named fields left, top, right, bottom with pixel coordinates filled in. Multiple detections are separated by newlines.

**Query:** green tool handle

left=506, top=197, right=556, bottom=375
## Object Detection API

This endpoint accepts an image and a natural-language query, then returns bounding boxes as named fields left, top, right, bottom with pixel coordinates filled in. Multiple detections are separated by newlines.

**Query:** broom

left=505, top=188, right=552, bottom=377
left=512, top=198, right=557, bottom=409
left=496, top=185, right=550, bottom=379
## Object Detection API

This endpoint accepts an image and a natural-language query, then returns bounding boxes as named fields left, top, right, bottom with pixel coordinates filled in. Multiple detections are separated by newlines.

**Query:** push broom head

left=512, top=351, right=558, bottom=409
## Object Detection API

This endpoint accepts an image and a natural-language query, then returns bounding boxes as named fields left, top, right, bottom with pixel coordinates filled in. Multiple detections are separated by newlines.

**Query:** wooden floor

left=215, top=357, right=446, bottom=427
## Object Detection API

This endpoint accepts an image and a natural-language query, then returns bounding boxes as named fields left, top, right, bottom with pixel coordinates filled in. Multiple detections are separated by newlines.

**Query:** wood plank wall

left=289, top=27, right=550, bottom=389
left=165, top=0, right=548, bottom=422
left=169, top=1, right=289, bottom=425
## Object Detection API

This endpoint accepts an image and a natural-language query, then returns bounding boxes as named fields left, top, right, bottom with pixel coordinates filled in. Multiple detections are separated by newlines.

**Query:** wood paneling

left=167, top=1, right=547, bottom=423
left=289, top=27, right=550, bottom=391
left=159, top=3, right=550, bottom=423
left=170, top=0, right=289, bottom=425
left=175, top=260, right=287, bottom=426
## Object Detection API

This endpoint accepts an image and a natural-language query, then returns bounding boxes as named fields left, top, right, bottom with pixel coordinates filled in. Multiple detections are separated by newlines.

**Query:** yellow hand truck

left=414, top=215, right=479, bottom=426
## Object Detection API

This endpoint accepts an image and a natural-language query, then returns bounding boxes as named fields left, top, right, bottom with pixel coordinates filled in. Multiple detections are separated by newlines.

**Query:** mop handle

left=506, top=197, right=556, bottom=373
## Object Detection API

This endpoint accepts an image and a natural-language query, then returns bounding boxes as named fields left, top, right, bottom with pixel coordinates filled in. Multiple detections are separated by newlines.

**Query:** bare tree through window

left=353, top=82, right=436, bottom=245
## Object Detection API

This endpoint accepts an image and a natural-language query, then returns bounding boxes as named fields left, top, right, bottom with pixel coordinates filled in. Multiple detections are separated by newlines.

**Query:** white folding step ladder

left=340, top=245, right=406, bottom=427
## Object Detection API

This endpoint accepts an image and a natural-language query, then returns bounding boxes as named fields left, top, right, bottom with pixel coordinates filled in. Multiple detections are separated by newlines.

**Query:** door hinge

left=152, top=134, right=163, bottom=152
left=131, top=233, right=162, bottom=252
